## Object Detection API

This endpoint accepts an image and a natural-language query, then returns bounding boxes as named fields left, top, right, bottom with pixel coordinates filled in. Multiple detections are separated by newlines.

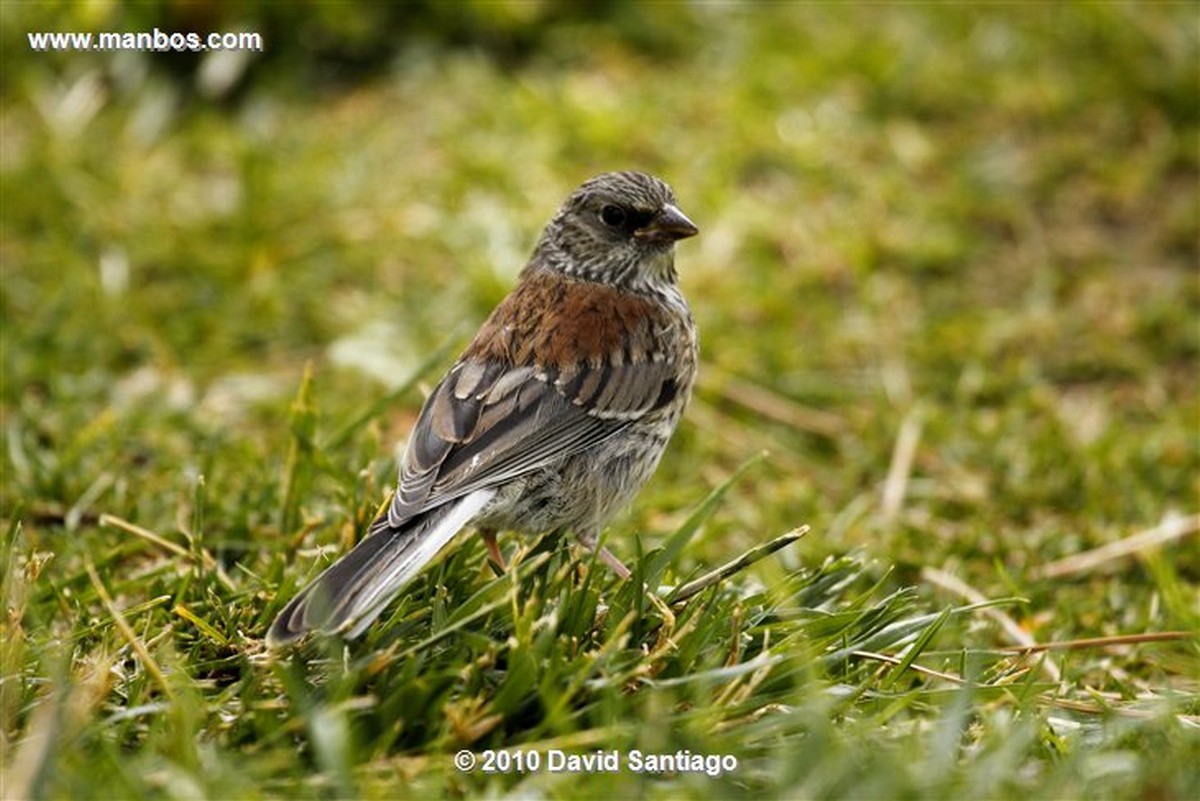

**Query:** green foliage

left=3, top=4, right=1197, bottom=799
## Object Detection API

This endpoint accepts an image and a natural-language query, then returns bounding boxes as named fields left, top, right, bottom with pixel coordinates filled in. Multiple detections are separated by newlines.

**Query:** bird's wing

left=386, top=357, right=679, bottom=525
left=385, top=270, right=688, bottom=527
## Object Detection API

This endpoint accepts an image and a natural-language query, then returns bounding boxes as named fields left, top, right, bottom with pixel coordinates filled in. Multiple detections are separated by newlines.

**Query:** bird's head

left=534, top=171, right=698, bottom=292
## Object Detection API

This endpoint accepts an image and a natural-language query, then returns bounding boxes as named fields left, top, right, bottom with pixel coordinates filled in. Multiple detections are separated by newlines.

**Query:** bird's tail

left=267, top=489, right=494, bottom=646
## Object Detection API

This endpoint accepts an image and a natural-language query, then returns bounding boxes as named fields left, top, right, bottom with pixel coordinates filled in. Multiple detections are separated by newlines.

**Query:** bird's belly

left=471, top=426, right=672, bottom=537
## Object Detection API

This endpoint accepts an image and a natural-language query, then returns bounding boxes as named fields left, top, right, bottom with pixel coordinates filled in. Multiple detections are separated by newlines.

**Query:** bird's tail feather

left=267, top=489, right=494, bottom=646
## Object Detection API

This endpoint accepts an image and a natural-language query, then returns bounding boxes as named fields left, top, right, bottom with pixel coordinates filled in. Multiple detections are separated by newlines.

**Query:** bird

left=267, top=171, right=699, bottom=646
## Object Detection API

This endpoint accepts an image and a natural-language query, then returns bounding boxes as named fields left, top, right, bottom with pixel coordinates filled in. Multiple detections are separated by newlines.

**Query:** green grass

left=3, top=4, right=1198, bottom=799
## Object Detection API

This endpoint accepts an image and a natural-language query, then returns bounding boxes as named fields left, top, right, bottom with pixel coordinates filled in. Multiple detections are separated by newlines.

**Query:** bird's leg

left=578, top=531, right=632, bottom=580
left=481, top=528, right=506, bottom=573
left=597, top=546, right=632, bottom=580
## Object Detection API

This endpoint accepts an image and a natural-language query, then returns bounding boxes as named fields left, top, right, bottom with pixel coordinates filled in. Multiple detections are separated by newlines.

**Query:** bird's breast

left=464, top=271, right=694, bottom=375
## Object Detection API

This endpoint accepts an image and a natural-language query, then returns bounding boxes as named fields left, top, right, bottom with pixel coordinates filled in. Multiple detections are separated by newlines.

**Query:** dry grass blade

left=100, top=513, right=212, bottom=567
left=922, top=566, right=1061, bottom=682
left=1042, top=697, right=1200, bottom=725
left=1034, top=513, right=1199, bottom=579
left=6, top=690, right=59, bottom=801
left=850, top=649, right=967, bottom=685
left=85, top=562, right=176, bottom=702
left=5, top=652, right=116, bottom=801
left=881, top=408, right=922, bottom=520
left=999, top=631, right=1196, bottom=653
left=668, top=527, right=809, bottom=604
left=699, top=368, right=845, bottom=437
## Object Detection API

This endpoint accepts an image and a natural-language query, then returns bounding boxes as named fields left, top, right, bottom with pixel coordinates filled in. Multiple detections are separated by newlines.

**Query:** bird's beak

left=635, top=204, right=699, bottom=243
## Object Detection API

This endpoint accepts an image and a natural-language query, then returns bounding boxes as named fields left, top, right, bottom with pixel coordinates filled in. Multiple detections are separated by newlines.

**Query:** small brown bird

left=267, top=171, right=699, bottom=646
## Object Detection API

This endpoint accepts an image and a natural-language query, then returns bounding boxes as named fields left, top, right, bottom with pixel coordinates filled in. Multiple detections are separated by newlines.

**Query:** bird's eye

left=599, top=204, right=627, bottom=228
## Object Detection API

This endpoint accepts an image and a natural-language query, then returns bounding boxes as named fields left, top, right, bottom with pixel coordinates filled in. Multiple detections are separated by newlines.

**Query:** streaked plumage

left=268, top=171, right=698, bottom=646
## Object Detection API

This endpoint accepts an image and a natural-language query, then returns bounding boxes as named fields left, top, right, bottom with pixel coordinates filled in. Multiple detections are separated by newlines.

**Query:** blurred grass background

left=2, top=2, right=1197, bottom=799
